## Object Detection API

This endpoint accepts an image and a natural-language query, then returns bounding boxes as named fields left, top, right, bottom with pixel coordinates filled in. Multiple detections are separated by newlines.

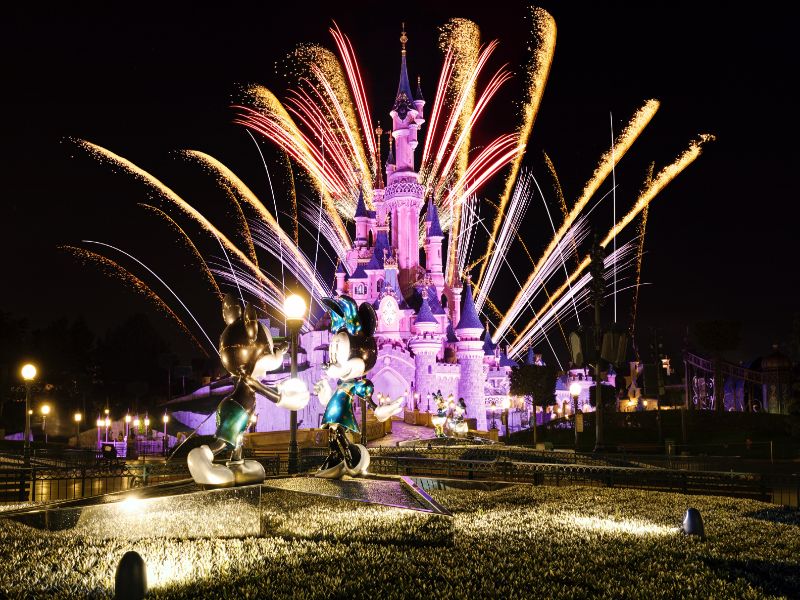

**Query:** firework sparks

left=508, top=134, right=714, bottom=352
left=491, top=100, right=660, bottom=342
left=478, top=7, right=556, bottom=291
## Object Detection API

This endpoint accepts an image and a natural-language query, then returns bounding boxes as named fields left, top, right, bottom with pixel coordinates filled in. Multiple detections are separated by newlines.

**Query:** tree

left=692, top=320, right=741, bottom=413
left=509, top=364, right=558, bottom=446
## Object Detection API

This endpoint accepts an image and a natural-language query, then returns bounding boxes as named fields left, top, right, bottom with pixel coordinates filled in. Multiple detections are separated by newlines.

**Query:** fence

left=2, top=446, right=797, bottom=507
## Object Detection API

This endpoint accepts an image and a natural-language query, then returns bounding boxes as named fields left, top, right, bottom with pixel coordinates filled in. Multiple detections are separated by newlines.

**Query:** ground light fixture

left=681, top=508, right=705, bottom=539
left=114, top=551, right=147, bottom=600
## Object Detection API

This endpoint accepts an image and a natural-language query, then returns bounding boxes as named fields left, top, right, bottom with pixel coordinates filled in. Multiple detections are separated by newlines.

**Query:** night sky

left=4, top=1, right=798, bottom=364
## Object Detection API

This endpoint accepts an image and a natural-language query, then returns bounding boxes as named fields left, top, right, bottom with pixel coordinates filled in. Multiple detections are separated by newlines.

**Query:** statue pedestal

left=3, top=474, right=452, bottom=545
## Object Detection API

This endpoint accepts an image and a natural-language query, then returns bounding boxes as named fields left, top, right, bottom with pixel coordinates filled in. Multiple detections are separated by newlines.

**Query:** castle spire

left=425, top=196, right=444, bottom=239
left=354, top=186, right=368, bottom=219
left=456, top=275, right=483, bottom=331
left=393, top=24, right=415, bottom=119
left=374, top=122, right=385, bottom=189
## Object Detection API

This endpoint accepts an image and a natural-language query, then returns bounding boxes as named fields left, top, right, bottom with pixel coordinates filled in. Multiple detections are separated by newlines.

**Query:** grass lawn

left=1, top=485, right=798, bottom=599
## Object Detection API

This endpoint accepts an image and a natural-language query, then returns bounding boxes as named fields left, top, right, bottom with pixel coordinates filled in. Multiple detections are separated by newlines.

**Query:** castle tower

left=354, top=188, right=369, bottom=246
left=384, top=25, right=425, bottom=297
left=335, top=262, right=347, bottom=294
left=423, top=196, right=445, bottom=296
left=456, top=277, right=487, bottom=431
left=409, top=289, right=441, bottom=410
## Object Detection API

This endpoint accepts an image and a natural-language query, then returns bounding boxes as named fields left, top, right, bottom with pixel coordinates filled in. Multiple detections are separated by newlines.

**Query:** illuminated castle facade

left=308, top=31, right=520, bottom=432
left=172, top=33, right=524, bottom=436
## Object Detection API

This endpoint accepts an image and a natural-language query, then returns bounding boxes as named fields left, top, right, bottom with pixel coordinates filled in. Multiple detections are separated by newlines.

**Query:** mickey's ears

left=358, top=302, right=377, bottom=336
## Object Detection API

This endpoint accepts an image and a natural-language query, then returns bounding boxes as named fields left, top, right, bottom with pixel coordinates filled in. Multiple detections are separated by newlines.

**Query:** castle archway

left=371, top=366, right=411, bottom=417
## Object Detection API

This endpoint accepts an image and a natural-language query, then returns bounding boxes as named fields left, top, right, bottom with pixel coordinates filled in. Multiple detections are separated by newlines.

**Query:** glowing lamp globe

left=125, top=414, right=132, bottom=424
left=96, top=418, right=103, bottom=428
left=105, top=417, right=111, bottom=428
left=74, top=412, right=82, bottom=423
left=569, top=382, right=582, bottom=398
left=41, top=404, right=51, bottom=416
left=162, top=414, right=169, bottom=424
left=21, top=363, right=37, bottom=381
left=283, top=294, right=306, bottom=321
left=144, top=417, right=150, bottom=427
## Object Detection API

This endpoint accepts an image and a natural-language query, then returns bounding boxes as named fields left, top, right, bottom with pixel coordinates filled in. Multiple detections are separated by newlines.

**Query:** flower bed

left=1, top=485, right=798, bottom=598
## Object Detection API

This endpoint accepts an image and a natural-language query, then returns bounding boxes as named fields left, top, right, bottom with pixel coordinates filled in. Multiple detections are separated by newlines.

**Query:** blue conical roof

left=336, top=261, right=347, bottom=274
left=526, top=346, right=535, bottom=365
left=392, top=36, right=415, bottom=119
left=354, top=188, right=368, bottom=219
left=425, top=197, right=444, bottom=238
left=483, top=324, right=497, bottom=356
left=416, top=295, right=437, bottom=324
left=499, top=349, right=519, bottom=368
left=456, top=279, right=483, bottom=330
left=351, top=263, right=368, bottom=279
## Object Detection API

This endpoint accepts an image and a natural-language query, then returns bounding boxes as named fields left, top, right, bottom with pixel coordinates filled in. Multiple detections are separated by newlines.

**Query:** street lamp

left=96, top=416, right=103, bottom=448
left=283, top=293, right=306, bottom=474
left=133, top=416, right=140, bottom=436
left=125, top=413, right=132, bottom=441
left=570, top=381, right=582, bottom=451
left=40, top=404, right=51, bottom=444
left=143, top=415, right=150, bottom=436
left=74, top=412, right=82, bottom=448
left=104, top=416, right=111, bottom=442
left=21, top=363, right=37, bottom=458
left=162, top=413, right=169, bottom=454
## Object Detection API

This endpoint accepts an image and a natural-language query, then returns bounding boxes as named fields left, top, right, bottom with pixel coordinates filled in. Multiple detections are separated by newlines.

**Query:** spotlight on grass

left=680, top=508, right=705, bottom=539
left=115, top=551, right=147, bottom=600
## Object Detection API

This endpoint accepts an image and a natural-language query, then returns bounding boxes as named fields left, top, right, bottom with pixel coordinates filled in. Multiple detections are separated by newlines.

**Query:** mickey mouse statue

left=188, top=293, right=310, bottom=487
left=314, top=295, right=403, bottom=478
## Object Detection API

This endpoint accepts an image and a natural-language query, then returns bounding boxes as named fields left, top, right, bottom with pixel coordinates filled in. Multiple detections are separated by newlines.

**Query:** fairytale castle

left=170, top=31, right=526, bottom=436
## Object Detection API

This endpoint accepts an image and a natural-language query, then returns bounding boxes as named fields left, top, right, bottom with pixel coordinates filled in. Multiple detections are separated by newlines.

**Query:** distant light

left=249, top=413, right=258, bottom=423
left=104, top=408, right=110, bottom=415
left=162, top=413, right=169, bottom=424
left=283, top=293, right=307, bottom=320
left=74, top=412, right=82, bottom=423
left=125, top=414, right=132, bottom=423
left=105, top=416, right=111, bottom=428
left=28, top=409, right=33, bottom=416
left=134, top=417, right=140, bottom=428
left=40, top=404, right=51, bottom=416
left=21, top=363, right=37, bottom=381
left=97, top=418, right=103, bottom=428
left=144, top=417, right=150, bottom=427
left=569, top=381, right=582, bottom=398
left=501, top=397, right=511, bottom=409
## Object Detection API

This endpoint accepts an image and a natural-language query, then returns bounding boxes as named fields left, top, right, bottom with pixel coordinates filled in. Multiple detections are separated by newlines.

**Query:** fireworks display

left=68, top=8, right=711, bottom=363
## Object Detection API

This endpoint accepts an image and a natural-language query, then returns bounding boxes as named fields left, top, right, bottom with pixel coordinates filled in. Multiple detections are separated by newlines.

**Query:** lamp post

left=133, top=416, right=140, bottom=437
left=74, top=412, right=82, bottom=447
left=40, top=404, right=51, bottom=444
left=144, top=415, right=150, bottom=437
left=21, top=363, right=36, bottom=460
left=162, top=413, right=169, bottom=454
left=570, top=381, right=582, bottom=451
left=96, top=417, right=103, bottom=449
left=283, top=293, right=306, bottom=475
left=125, top=413, right=131, bottom=441
left=103, top=416, right=110, bottom=443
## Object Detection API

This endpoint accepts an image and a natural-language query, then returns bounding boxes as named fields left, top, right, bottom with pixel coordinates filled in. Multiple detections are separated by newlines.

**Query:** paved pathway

left=368, top=420, right=435, bottom=447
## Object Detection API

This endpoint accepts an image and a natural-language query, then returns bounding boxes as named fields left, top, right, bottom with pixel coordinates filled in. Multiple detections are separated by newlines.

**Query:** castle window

left=428, top=365, right=432, bottom=374
left=355, top=283, right=367, bottom=295
left=377, top=279, right=384, bottom=293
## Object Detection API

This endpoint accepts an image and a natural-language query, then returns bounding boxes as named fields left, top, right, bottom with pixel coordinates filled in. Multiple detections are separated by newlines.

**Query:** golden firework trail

left=60, top=245, right=208, bottom=355
left=138, top=203, right=222, bottom=300
left=184, top=150, right=333, bottom=303
left=492, top=99, right=660, bottom=342
left=478, top=7, right=556, bottom=291
left=629, top=163, right=654, bottom=343
left=75, top=140, right=282, bottom=302
left=224, top=185, right=258, bottom=268
left=508, top=134, right=715, bottom=352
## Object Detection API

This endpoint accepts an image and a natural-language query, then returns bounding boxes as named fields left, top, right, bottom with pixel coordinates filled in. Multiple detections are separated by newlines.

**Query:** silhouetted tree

left=509, top=364, right=558, bottom=446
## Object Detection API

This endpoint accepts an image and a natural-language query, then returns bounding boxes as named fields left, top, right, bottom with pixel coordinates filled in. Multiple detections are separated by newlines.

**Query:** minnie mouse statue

left=188, top=293, right=310, bottom=487
left=314, top=295, right=403, bottom=478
